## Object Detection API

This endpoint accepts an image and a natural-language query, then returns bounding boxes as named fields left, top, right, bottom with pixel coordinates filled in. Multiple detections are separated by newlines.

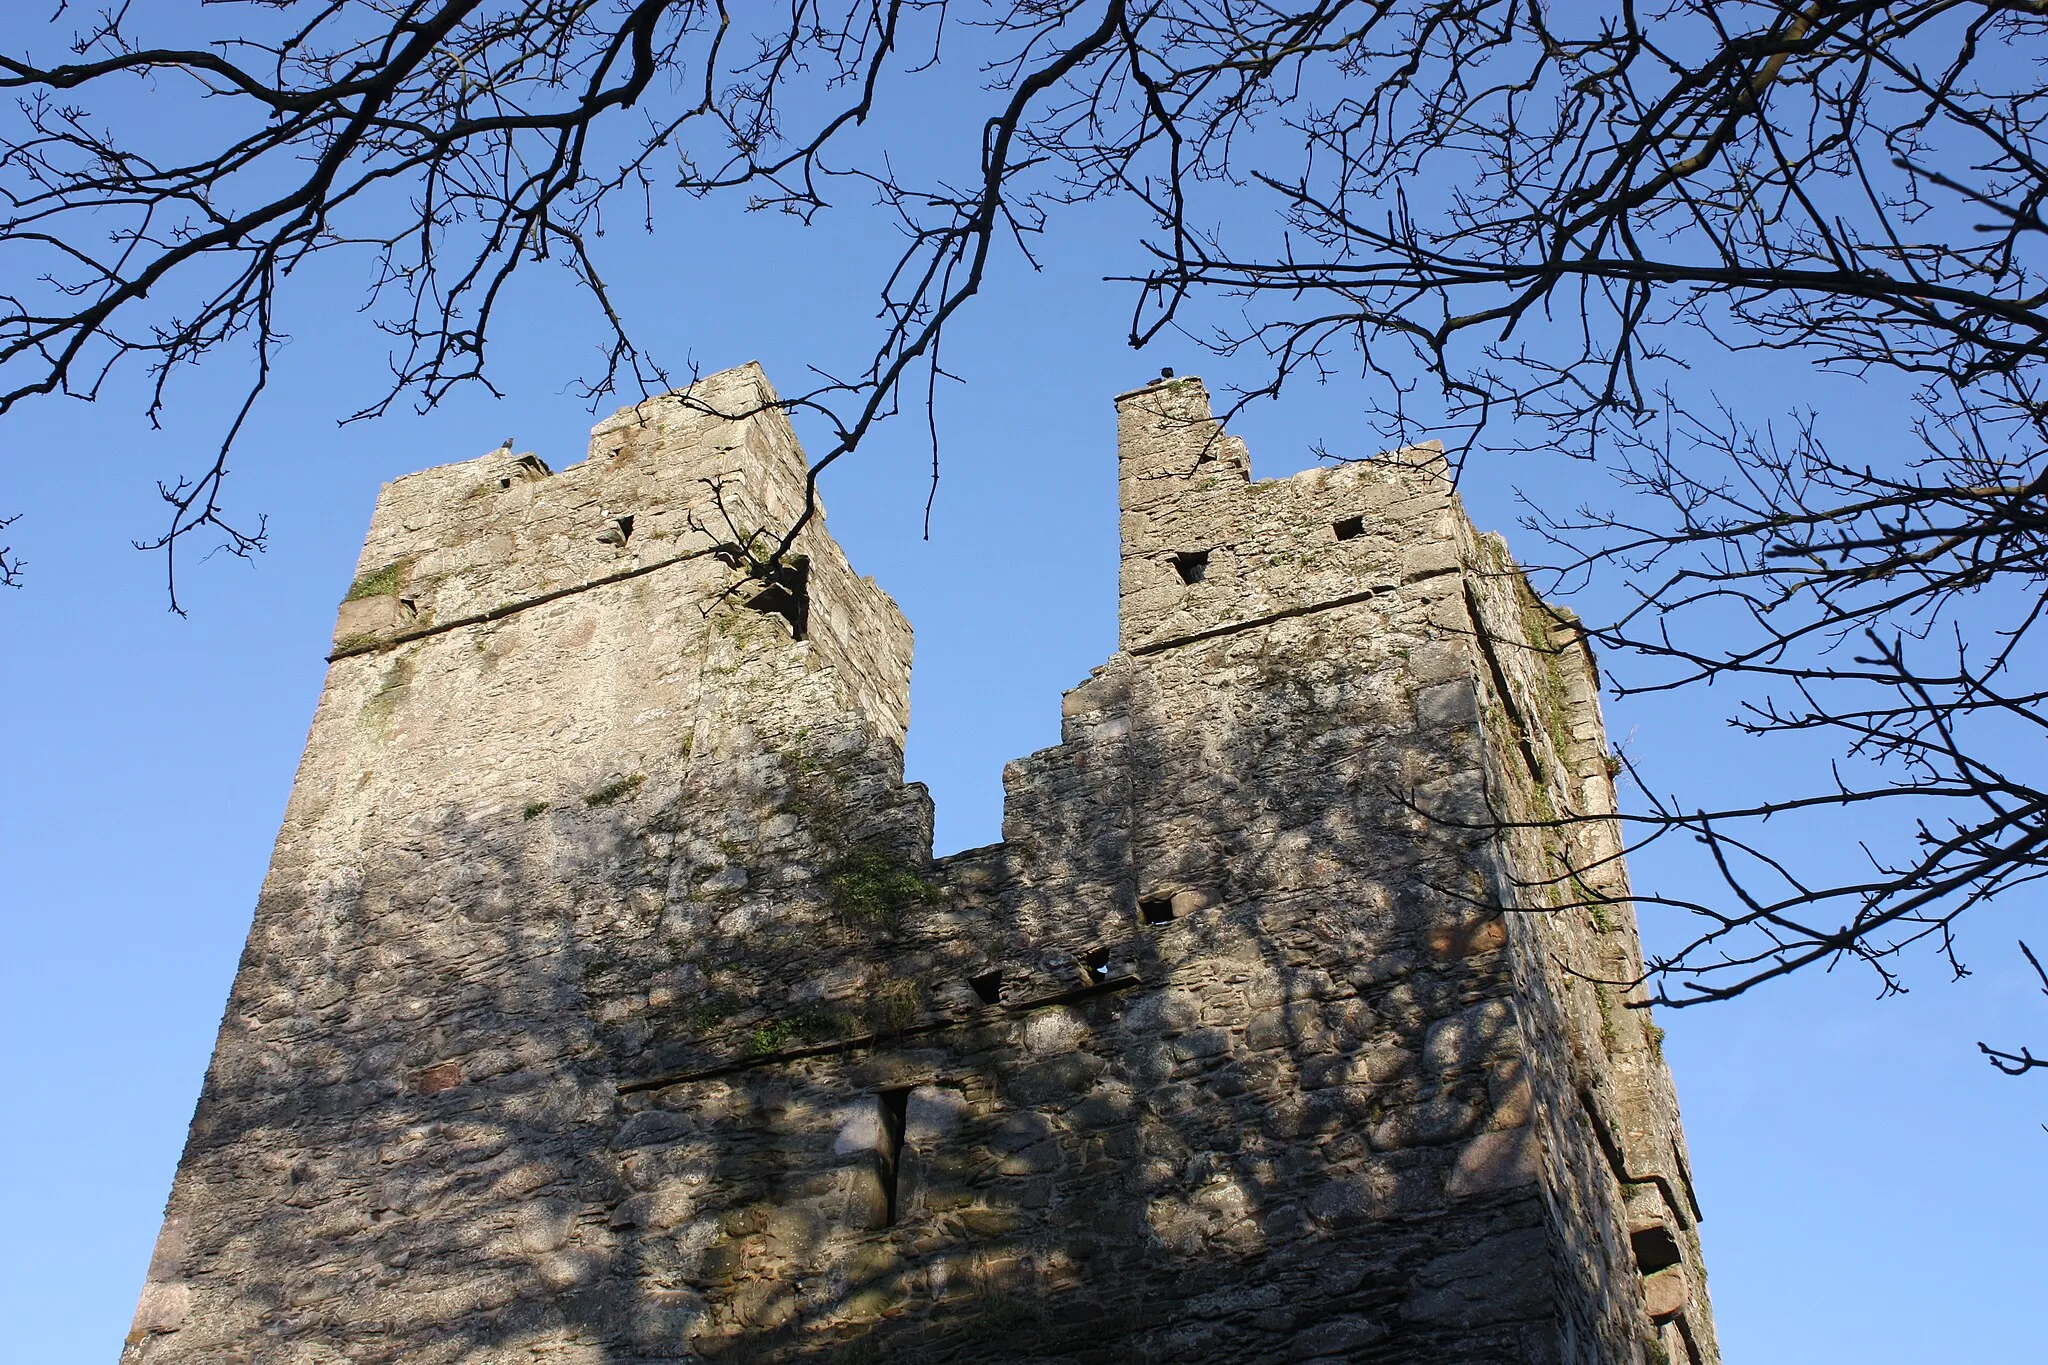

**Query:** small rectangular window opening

left=1081, top=947, right=1112, bottom=983
left=1630, top=1224, right=1683, bottom=1276
left=1172, top=550, right=1209, bottom=585
left=968, top=970, right=1004, bottom=1006
left=613, top=514, right=634, bottom=543
left=745, top=556, right=811, bottom=641
left=878, top=1087, right=912, bottom=1226
left=1139, top=895, right=1176, bottom=926
left=1333, top=515, right=1365, bottom=541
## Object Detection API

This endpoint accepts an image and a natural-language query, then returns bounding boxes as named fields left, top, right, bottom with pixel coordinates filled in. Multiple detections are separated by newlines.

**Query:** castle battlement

left=330, top=361, right=913, bottom=755
left=126, top=366, right=1716, bottom=1365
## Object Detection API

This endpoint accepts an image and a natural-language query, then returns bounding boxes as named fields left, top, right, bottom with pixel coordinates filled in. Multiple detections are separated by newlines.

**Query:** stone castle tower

left=125, top=365, right=1716, bottom=1364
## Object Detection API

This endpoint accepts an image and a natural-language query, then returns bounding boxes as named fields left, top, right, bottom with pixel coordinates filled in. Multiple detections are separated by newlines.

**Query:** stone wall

left=125, top=367, right=1717, bottom=1364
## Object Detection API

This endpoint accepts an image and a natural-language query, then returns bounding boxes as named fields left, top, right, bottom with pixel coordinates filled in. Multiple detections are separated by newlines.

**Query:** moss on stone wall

left=584, top=773, right=646, bottom=807
left=345, top=558, right=411, bottom=601
left=828, top=845, right=934, bottom=929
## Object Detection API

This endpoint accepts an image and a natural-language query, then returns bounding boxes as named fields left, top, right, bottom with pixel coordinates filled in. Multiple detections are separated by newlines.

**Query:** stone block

left=1423, top=998, right=1522, bottom=1073
left=335, top=592, right=409, bottom=644
left=1126, top=988, right=1202, bottom=1035
left=129, top=1281, right=189, bottom=1336
left=515, top=1199, right=575, bottom=1253
left=1417, top=679, right=1481, bottom=730
left=1487, top=1060, right=1536, bottom=1130
left=1367, top=1095, right=1482, bottom=1151
left=1007, top=1053, right=1107, bottom=1105
left=1446, top=1126, right=1541, bottom=1198
left=1643, top=1266, right=1689, bottom=1320
left=905, top=1085, right=968, bottom=1144
left=997, top=1140, right=1062, bottom=1176
left=1401, top=540, right=1462, bottom=581
left=1406, top=640, right=1471, bottom=685
left=1170, top=1027, right=1232, bottom=1060
left=1307, top=1167, right=1392, bottom=1226
left=1426, top=915, right=1508, bottom=959
left=1403, top=1226, right=1552, bottom=1326
left=536, top=1249, right=599, bottom=1290
left=1289, top=1314, right=1390, bottom=1358
left=1244, top=1008, right=1293, bottom=1052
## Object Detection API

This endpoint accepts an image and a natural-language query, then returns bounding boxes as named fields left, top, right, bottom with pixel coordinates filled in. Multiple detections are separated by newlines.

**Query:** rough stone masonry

left=124, top=364, right=1718, bottom=1364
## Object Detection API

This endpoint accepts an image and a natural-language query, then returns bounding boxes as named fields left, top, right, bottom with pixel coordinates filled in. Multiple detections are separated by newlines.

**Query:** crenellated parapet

left=328, top=362, right=913, bottom=755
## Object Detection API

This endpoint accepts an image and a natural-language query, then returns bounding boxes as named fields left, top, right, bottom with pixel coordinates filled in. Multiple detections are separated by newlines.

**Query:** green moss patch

left=584, top=773, right=646, bottom=807
left=344, top=558, right=411, bottom=601
left=828, top=844, right=934, bottom=928
left=869, top=977, right=926, bottom=1036
left=745, top=1012, right=840, bottom=1055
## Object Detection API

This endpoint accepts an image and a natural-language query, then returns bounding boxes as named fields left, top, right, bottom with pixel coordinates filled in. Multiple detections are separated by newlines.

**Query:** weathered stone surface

left=1404, top=1226, right=1554, bottom=1326
left=1448, top=1126, right=1544, bottom=1197
left=1643, top=1266, right=1690, bottom=1321
left=124, top=367, right=1718, bottom=1364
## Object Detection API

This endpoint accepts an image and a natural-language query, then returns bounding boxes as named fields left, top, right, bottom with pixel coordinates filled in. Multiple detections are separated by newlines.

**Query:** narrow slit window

left=1081, top=947, right=1112, bottom=983
left=878, top=1087, right=912, bottom=1226
left=1630, top=1224, right=1683, bottom=1276
left=1172, top=550, right=1209, bottom=585
left=1139, top=894, right=1175, bottom=926
left=968, top=970, right=1004, bottom=1006
left=1333, top=515, right=1365, bottom=541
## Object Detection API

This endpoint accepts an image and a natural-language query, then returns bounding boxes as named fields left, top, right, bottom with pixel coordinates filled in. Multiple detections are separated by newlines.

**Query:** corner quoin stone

left=125, top=364, right=1720, bottom=1364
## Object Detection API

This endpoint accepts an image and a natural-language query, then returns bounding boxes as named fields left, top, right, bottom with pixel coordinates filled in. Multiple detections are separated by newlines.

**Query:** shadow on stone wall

left=143, top=619, right=1558, bottom=1365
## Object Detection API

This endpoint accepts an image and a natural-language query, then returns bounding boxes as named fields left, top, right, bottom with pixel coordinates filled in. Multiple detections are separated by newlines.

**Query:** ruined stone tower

left=125, top=364, right=1716, bottom=1364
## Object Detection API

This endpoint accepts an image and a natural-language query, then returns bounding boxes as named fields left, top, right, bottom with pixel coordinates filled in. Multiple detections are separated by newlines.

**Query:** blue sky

left=3, top=13, right=2045, bottom=1361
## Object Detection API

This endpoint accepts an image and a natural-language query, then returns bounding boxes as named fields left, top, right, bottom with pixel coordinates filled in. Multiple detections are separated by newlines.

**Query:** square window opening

left=1172, top=550, right=1209, bottom=585
left=1081, top=947, right=1112, bottom=983
left=1139, top=895, right=1176, bottom=926
left=968, top=970, right=1004, bottom=1006
left=1631, top=1224, right=1683, bottom=1276
left=1333, top=515, right=1365, bottom=541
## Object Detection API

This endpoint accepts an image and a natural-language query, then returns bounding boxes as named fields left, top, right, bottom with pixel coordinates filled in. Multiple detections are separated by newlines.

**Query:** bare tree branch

left=5, top=1, right=2048, bottom=1029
